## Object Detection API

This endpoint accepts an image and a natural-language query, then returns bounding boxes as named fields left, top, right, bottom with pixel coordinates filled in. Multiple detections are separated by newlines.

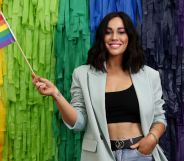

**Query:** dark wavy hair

left=87, top=12, right=145, bottom=73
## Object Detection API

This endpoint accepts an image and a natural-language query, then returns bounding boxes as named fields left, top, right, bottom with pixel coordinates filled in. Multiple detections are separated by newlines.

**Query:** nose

left=112, top=32, right=118, bottom=40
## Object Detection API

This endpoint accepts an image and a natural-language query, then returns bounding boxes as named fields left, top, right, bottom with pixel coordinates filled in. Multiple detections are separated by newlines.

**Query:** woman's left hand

left=130, top=134, right=157, bottom=155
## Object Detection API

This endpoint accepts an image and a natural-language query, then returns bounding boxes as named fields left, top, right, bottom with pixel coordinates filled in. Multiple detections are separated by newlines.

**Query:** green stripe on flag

left=0, top=28, right=10, bottom=38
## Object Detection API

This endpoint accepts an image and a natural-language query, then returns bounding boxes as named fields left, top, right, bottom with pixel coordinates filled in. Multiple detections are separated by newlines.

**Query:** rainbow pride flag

left=0, top=12, right=15, bottom=48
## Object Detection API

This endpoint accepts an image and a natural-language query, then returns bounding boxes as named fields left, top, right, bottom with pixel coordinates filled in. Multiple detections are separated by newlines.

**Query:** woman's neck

left=106, top=57, right=122, bottom=71
left=106, top=57, right=130, bottom=76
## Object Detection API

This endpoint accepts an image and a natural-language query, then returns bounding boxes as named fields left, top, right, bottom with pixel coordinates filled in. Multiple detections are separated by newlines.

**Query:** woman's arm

left=146, top=70, right=167, bottom=145
left=32, top=68, right=87, bottom=131
left=148, top=122, right=165, bottom=144
left=131, top=69, right=167, bottom=155
left=32, top=74, right=77, bottom=127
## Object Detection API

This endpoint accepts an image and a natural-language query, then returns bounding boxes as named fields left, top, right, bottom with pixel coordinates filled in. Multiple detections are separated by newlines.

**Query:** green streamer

left=2, top=0, right=59, bottom=161
left=54, top=0, right=90, bottom=161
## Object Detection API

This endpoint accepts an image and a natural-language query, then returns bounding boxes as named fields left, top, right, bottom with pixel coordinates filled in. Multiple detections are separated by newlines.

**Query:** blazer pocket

left=82, top=138, right=98, bottom=152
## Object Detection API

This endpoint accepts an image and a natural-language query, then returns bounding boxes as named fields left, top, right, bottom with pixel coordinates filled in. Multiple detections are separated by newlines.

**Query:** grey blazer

left=64, top=65, right=168, bottom=161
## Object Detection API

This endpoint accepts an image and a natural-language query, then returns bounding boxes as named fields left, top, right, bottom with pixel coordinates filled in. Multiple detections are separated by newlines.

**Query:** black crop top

left=105, top=85, right=141, bottom=123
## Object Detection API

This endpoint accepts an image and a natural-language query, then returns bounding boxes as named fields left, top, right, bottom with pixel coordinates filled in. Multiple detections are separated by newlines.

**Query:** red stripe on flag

left=0, top=15, right=4, bottom=21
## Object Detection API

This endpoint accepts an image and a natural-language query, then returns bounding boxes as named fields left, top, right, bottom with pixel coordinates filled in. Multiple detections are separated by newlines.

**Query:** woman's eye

left=118, top=31, right=126, bottom=34
left=105, top=31, right=112, bottom=35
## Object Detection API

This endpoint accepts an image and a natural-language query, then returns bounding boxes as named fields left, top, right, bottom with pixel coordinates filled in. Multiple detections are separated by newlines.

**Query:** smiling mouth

left=109, top=44, right=122, bottom=49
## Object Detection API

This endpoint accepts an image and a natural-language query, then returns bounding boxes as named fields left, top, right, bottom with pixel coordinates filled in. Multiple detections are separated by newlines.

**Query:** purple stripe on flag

left=0, top=37, right=15, bottom=48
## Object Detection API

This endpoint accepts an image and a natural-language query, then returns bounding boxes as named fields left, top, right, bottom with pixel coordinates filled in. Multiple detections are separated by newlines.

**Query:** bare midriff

left=108, top=122, right=143, bottom=140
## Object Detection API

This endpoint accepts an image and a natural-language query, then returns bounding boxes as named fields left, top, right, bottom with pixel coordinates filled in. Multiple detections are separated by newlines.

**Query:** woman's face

left=104, top=17, right=128, bottom=57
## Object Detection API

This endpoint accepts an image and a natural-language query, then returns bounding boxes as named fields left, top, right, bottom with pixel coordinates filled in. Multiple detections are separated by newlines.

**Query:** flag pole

left=15, top=40, right=36, bottom=75
left=0, top=11, right=36, bottom=76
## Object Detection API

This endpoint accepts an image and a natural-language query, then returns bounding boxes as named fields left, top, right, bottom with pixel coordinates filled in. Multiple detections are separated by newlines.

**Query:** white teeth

left=110, top=44, right=121, bottom=48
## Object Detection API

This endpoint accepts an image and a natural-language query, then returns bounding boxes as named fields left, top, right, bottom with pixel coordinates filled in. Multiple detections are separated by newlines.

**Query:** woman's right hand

left=32, top=74, right=77, bottom=127
left=32, top=73, right=58, bottom=97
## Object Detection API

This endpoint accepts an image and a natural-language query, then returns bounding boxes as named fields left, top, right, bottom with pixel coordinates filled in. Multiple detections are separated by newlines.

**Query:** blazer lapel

left=131, top=70, right=153, bottom=135
left=87, top=69, right=111, bottom=147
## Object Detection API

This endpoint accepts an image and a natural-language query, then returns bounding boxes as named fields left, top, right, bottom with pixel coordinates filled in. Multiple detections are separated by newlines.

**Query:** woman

left=33, top=12, right=167, bottom=161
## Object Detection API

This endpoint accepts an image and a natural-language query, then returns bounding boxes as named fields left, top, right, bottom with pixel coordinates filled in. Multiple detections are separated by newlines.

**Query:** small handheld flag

left=0, top=11, right=35, bottom=75
left=0, top=12, right=15, bottom=48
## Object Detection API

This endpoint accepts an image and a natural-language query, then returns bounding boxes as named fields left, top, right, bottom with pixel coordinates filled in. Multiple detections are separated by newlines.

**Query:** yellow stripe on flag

left=0, top=24, right=8, bottom=32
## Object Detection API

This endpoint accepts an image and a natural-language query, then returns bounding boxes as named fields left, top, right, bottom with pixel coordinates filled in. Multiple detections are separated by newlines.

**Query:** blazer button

left=100, top=135, right=103, bottom=140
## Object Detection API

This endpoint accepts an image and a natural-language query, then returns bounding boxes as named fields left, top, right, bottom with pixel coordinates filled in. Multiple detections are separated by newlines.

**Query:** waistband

left=110, top=136, right=143, bottom=151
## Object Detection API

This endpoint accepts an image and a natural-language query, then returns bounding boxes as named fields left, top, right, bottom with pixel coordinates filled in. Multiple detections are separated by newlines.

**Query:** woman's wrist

left=52, top=88, right=62, bottom=100
left=148, top=132, right=159, bottom=144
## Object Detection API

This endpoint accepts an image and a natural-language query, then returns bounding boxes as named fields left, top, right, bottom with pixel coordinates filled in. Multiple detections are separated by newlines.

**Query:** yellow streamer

left=0, top=48, right=6, bottom=161
left=0, top=2, right=6, bottom=161
left=0, top=101, right=6, bottom=161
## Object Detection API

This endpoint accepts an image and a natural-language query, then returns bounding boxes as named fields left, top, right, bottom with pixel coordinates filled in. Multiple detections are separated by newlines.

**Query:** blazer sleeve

left=151, top=70, right=167, bottom=128
left=63, top=68, right=87, bottom=131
